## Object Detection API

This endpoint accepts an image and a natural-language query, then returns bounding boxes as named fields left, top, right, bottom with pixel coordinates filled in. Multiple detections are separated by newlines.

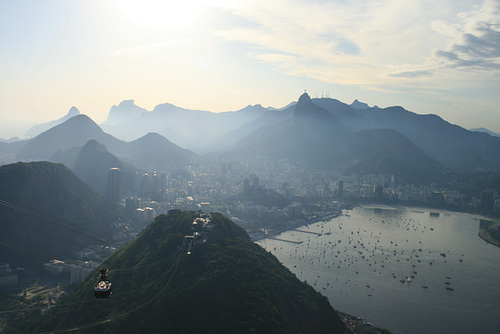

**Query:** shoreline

left=253, top=203, right=500, bottom=248
left=249, top=211, right=342, bottom=242
left=255, top=203, right=499, bottom=334
left=478, top=228, right=500, bottom=247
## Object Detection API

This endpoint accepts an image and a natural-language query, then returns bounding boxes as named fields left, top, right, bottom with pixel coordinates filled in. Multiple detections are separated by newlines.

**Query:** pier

left=268, top=237, right=303, bottom=244
left=294, top=229, right=322, bottom=236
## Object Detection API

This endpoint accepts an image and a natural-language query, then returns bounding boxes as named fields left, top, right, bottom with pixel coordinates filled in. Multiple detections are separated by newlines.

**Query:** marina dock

left=294, top=229, right=323, bottom=236
left=268, top=237, right=303, bottom=244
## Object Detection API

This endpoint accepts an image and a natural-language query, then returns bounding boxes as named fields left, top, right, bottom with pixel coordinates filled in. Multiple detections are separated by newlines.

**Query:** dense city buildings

left=121, top=157, right=499, bottom=234
left=0, top=263, right=18, bottom=288
left=17, top=157, right=498, bottom=292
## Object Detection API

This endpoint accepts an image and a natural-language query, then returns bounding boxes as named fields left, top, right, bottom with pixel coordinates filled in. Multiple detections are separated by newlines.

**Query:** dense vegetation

left=27, top=210, right=349, bottom=334
left=0, top=161, right=121, bottom=269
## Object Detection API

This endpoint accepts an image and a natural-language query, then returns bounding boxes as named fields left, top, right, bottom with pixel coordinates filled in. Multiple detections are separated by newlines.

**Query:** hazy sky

left=1, top=0, right=500, bottom=138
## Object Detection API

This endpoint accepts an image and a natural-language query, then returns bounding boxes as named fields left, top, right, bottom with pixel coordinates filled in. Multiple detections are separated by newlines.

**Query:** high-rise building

left=337, top=180, right=344, bottom=198
left=243, top=178, right=250, bottom=192
left=374, top=185, right=384, bottom=199
left=159, top=172, right=167, bottom=193
left=430, top=191, right=444, bottom=204
left=480, top=190, right=494, bottom=210
left=107, top=168, right=122, bottom=202
left=125, top=197, right=141, bottom=212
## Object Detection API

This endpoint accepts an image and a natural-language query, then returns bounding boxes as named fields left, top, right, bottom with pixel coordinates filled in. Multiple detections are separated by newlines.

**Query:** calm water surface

left=257, top=206, right=500, bottom=334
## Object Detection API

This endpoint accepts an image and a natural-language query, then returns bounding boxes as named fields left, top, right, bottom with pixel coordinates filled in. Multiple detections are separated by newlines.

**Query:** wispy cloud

left=432, top=0, right=500, bottom=69
left=389, top=70, right=434, bottom=78
left=211, top=0, right=500, bottom=95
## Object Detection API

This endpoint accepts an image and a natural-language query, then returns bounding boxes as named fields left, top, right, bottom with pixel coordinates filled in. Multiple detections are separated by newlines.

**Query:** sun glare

left=121, top=0, right=204, bottom=28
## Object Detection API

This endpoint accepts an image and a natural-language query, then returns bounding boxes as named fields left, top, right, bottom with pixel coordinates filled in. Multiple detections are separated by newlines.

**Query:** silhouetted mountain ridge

left=120, top=132, right=196, bottom=171
left=14, top=115, right=196, bottom=174
left=103, top=100, right=149, bottom=126
left=6, top=92, right=500, bottom=177
left=17, top=114, right=126, bottom=161
left=230, top=92, right=500, bottom=175
left=101, top=100, right=268, bottom=148
left=25, top=106, right=80, bottom=138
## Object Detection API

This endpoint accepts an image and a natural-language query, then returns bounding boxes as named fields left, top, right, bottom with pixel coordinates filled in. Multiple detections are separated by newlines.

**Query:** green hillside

left=0, top=161, right=121, bottom=269
left=30, top=210, right=349, bottom=334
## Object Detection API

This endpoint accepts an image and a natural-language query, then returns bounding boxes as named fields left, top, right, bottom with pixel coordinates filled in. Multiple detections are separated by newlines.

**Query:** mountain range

left=470, top=127, right=500, bottom=137
left=97, top=93, right=500, bottom=174
left=9, top=115, right=196, bottom=195
left=100, top=99, right=269, bottom=150
left=1, top=92, right=500, bottom=186
left=24, top=106, right=80, bottom=138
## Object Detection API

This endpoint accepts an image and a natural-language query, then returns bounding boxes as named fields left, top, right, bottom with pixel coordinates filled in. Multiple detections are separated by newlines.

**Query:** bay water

left=257, top=206, right=500, bottom=334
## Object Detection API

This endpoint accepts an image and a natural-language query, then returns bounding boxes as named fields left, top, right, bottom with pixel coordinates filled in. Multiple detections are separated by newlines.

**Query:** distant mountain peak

left=81, top=139, right=108, bottom=153
left=25, top=106, right=81, bottom=138
left=350, top=99, right=370, bottom=110
left=294, top=92, right=331, bottom=120
left=104, top=100, right=148, bottom=125
left=298, top=91, right=312, bottom=103
left=67, top=106, right=80, bottom=116
left=118, top=99, right=136, bottom=107
left=235, top=104, right=268, bottom=115
left=470, top=127, right=500, bottom=137
left=17, top=114, right=124, bottom=161
left=136, top=132, right=171, bottom=143
left=66, top=114, right=100, bottom=127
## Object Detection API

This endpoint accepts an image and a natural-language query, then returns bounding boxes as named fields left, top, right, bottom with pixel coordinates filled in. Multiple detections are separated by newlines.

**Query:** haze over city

left=1, top=0, right=500, bottom=138
left=3, top=2, right=500, bottom=333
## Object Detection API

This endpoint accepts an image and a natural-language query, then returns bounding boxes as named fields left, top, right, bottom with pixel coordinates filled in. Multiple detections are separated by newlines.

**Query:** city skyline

left=1, top=0, right=500, bottom=138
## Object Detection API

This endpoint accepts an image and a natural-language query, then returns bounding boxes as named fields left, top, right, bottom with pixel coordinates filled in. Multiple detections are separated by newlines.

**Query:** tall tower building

left=107, top=168, right=122, bottom=202
left=374, top=185, right=384, bottom=199
left=337, top=180, right=344, bottom=198
left=480, top=190, right=494, bottom=210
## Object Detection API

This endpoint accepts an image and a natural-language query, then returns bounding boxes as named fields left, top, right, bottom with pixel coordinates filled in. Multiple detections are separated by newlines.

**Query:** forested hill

left=0, top=161, right=120, bottom=269
left=31, top=210, right=350, bottom=334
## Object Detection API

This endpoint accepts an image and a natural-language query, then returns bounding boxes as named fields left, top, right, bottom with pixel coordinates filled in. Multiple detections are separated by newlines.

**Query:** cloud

left=210, top=1, right=453, bottom=87
left=433, top=0, right=500, bottom=69
left=110, top=0, right=500, bottom=101
left=389, top=70, right=434, bottom=78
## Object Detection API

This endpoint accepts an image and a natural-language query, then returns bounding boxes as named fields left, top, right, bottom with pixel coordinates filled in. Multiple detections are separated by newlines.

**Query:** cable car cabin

left=94, top=280, right=112, bottom=299
left=94, top=268, right=112, bottom=299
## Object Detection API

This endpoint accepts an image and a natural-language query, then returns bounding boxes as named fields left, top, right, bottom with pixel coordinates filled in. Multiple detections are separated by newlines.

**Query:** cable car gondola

left=94, top=268, right=112, bottom=299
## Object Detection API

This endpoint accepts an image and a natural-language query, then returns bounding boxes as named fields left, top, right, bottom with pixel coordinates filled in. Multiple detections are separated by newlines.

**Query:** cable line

left=1, top=216, right=91, bottom=250
left=0, top=241, right=54, bottom=260
left=36, top=252, right=186, bottom=334
left=0, top=198, right=109, bottom=245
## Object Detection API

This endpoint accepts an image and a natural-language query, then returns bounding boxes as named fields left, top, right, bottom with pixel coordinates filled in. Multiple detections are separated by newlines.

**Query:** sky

left=1, top=0, right=500, bottom=138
